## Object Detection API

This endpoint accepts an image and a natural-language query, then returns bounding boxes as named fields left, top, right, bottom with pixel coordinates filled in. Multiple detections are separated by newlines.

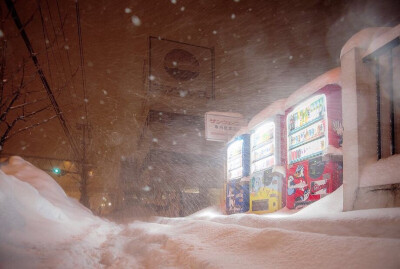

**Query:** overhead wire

left=4, top=0, right=81, bottom=161
left=55, top=0, right=77, bottom=96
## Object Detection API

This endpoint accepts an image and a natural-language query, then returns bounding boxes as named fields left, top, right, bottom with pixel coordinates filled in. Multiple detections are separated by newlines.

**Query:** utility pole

left=76, top=122, right=92, bottom=207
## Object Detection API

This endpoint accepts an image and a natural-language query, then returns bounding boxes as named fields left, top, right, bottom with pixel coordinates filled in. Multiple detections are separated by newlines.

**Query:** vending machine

left=226, top=133, right=250, bottom=214
left=285, top=84, right=343, bottom=209
left=249, top=112, right=285, bottom=214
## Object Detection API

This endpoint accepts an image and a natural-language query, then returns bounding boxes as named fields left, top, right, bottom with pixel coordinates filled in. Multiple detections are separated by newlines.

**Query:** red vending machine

left=285, top=82, right=343, bottom=209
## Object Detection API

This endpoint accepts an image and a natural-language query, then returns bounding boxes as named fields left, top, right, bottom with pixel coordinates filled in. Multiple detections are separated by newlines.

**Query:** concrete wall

left=340, top=26, right=400, bottom=211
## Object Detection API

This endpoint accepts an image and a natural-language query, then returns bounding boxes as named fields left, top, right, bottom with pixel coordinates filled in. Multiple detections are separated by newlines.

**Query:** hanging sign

left=205, top=112, right=247, bottom=142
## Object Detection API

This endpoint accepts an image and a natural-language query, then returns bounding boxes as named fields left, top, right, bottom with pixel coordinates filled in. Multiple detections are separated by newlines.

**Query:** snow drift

left=1, top=156, right=400, bottom=268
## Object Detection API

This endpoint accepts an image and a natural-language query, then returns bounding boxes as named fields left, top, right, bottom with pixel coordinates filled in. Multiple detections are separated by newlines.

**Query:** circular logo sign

left=163, top=49, right=200, bottom=81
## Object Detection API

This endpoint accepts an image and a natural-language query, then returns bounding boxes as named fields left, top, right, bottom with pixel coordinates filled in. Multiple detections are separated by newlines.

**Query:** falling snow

left=131, top=15, right=141, bottom=26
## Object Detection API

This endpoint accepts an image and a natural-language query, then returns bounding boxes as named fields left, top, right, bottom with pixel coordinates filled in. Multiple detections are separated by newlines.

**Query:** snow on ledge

left=360, top=154, right=400, bottom=188
left=363, top=24, right=400, bottom=58
left=284, top=68, right=340, bottom=110
left=247, top=98, right=286, bottom=130
left=340, top=27, right=390, bottom=59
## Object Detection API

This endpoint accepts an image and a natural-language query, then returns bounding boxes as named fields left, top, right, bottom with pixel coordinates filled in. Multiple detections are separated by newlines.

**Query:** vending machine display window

left=287, top=94, right=328, bottom=165
left=227, top=139, right=243, bottom=181
left=226, top=134, right=250, bottom=214
left=250, top=122, right=275, bottom=173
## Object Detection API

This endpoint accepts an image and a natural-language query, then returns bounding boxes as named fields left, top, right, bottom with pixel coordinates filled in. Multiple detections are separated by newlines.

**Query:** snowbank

left=0, top=157, right=118, bottom=268
left=1, top=157, right=400, bottom=268
left=360, top=154, right=400, bottom=187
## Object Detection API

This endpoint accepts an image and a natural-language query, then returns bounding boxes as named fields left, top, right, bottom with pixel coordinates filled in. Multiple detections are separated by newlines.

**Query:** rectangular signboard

left=205, top=112, right=246, bottom=142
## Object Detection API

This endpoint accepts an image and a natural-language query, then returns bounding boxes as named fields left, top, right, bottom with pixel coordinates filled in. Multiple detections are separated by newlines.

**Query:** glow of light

left=250, top=121, right=275, bottom=173
left=286, top=94, right=328, bottom=164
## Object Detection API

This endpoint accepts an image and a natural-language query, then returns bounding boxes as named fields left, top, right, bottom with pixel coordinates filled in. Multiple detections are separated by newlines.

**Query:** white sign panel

left=205, top=112, right=246, bottom=142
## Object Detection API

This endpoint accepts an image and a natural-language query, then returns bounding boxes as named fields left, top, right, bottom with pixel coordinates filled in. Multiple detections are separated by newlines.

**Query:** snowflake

left=212, top=30, right=218, bottom=35
left=179, top=90, right=188, bottom=97
left=131, top=15, right=141, bottom=26
left=152, top=138, right=158, bottom=143
left=149, top=75, right=155, bottom=81
left=181, top=6, right=185, bottom=11
left=231, top=14, right=236, bottom=19
left=125, top=8, right=132, bottom=13
left=142, top=186, right=151, bottom=192
left=171, top=0, right=177, bottom=4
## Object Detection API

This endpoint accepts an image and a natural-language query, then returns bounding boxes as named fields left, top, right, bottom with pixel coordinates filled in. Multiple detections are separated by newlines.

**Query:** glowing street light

left=52, top=167, right=61, bottom=175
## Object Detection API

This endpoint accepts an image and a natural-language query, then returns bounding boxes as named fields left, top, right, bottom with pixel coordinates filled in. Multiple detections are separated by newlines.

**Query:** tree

left=0, top=40, right=57, bottom=151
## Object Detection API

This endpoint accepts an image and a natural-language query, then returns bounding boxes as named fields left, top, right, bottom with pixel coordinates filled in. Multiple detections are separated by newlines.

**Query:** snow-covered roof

left=247, top=98, right=286, bottom=130
left=340, top=27, right=390, bottom=59
left=363, top=24, right=400, bottom=58
left=284, top=68, right=341, bottom=110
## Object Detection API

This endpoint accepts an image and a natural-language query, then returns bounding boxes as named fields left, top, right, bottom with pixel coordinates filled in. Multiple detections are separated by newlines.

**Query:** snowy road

left=1, top=157, right=400, bottom=268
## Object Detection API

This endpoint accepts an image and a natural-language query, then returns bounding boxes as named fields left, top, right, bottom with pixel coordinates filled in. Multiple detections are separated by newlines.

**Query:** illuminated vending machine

left=226, top=132, right=250, bottom=214
left=248, top=101, right=286, bottom=214
left=285, top=83, right=342, bottom=209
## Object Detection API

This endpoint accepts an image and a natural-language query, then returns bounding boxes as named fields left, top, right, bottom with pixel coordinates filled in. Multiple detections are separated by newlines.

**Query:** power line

left=55, top=0, right=77, bottom=96
left=75, top=0, right=88, bottom=123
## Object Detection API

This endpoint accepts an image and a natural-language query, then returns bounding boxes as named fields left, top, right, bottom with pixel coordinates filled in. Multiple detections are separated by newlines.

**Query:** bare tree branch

left=5, top=114, right=57, bottom=141
left=10, top=96, right=48, bottom=110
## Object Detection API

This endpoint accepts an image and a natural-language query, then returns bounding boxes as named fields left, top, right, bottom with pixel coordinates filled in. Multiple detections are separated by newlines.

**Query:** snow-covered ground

left=1, top=157, right=400, bottom=268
